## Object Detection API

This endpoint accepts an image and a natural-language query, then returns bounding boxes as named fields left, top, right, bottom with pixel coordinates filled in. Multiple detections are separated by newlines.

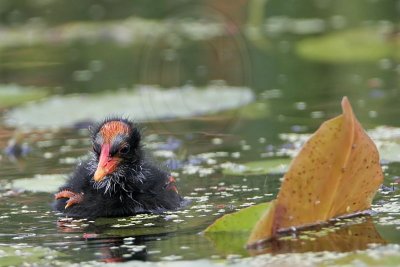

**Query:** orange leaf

left=247, top=97, right=383, bottom=246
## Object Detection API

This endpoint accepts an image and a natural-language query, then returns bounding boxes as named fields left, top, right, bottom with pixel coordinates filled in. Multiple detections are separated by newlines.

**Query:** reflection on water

left=0, top=0, right=399, bottom=265
left=249, top=216, right=386, bottom=255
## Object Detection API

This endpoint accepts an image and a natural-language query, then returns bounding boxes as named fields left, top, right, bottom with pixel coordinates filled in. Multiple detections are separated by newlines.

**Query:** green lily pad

left=5, top=85, right=254, bottom=129
left=204, top=203, right=270, bottom=255
left=222, top=158, right=290, bottom=176
left=0, top=245, right=62, bottom=267
left=0, top=17, right=225, bottom=50
left=297, top=27, right=396, bottom=63
left=0, top=84, right=48, bottom=109
left=377, top=142, right=400, bottom=163
left=205, top=202, right=270, bottom=233
left=11, top=174, right=66, bottom=193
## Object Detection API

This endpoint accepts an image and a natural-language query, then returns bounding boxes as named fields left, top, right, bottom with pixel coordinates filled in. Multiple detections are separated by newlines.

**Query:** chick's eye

left=119, top=145, right=130, bottom=155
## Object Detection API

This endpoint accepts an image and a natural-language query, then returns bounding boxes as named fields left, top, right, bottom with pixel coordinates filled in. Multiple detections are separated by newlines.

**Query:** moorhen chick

left=53, top=117, right=183, bottom=218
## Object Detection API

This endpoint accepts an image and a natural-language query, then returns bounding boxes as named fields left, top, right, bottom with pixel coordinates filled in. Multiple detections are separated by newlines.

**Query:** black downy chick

left=53, top=118, right=183, bottom=218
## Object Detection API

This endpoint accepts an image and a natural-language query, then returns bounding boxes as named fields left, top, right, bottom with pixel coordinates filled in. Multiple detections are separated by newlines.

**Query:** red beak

left=94, top=144, right=120, bottom=182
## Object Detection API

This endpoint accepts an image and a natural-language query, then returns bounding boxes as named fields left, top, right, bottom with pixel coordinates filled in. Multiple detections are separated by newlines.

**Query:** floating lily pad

left=5, top=85, right=254, bottom=129
left=0, top=245, right=61, bottom=267
left=11, top=174, right=66, bottom=193
left=0, top=84, right=48, bottom=109
left=376, top=142, right=400, bottom=163
left=221, top=158, right=290, bottom=176
left=0, top=17, right=225, bottom=49
left=297, top=27, right=396, bottom=63
left=205, top=203, right=269, bottom=233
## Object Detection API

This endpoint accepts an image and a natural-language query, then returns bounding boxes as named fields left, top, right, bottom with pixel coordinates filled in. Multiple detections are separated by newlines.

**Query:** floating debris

left=4, top=134, right=31, bottom=160
left=161, top=255, right=183, bottom=261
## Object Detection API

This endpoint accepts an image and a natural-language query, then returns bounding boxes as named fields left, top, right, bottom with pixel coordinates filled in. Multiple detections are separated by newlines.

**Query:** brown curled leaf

left=247, top=97, right=384, bottom=246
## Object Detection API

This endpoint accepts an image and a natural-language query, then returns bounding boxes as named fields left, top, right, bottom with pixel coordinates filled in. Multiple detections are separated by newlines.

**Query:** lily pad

left=376, top=142, right=400, bottom=163
left=5, top=85, right=254, bottom=129
left=205, top=203, right=269, bottom=233
left=0, top=17, right=225, bottom=49
left=0, top=245, right=61, bottom=267
left=221, top=158, right=290, bottom=176
left=11, top=174, right=66, bottom=193
left=297, top=27, right=396, bottom=63
left=0, top=84, right=48, bottom=109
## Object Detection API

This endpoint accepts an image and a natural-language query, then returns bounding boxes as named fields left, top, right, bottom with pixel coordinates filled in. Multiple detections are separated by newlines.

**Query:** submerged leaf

left=221, top=102, right=270, bottom=120
left=222, top=158, right=290, bottom=176
left=247, top=97, right=384, bottom=246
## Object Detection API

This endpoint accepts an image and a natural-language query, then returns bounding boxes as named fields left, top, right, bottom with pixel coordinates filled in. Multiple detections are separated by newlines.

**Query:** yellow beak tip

left=93, top=169, right=107, bottom=182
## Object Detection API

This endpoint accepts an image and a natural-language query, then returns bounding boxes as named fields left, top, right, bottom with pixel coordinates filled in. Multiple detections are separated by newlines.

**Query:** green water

left=0, top=0, right=399, bottom=265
